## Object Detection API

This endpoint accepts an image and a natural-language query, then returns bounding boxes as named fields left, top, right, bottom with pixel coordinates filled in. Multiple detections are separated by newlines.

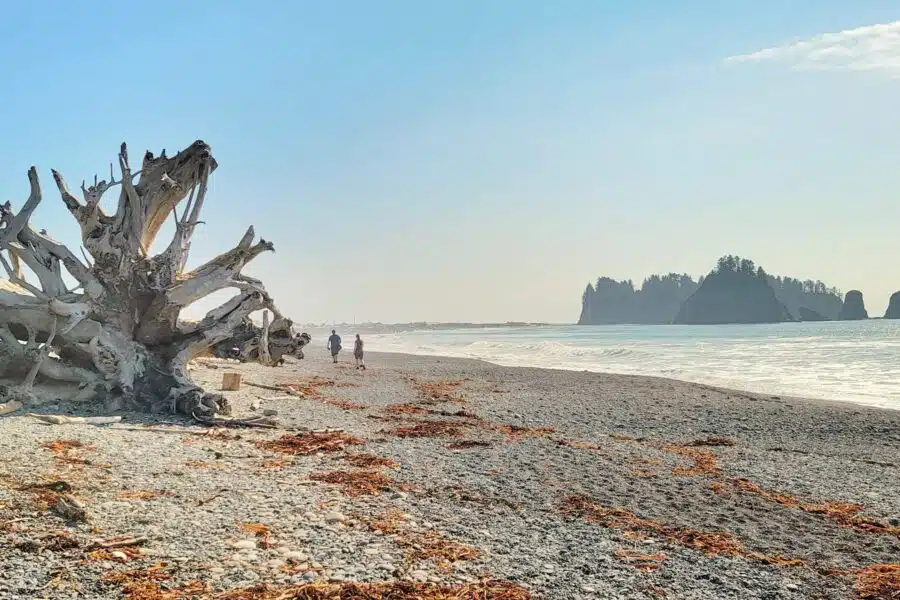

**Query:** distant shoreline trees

left=579, top=273, right=699, bottom=325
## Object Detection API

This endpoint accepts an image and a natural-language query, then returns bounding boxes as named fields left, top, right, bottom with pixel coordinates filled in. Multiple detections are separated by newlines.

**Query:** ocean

left=365, top=321, right=900, bottom=411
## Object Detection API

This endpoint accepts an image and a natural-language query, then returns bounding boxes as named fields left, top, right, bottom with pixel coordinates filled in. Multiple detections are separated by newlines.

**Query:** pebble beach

left=0, top=351, right=898, bottom=599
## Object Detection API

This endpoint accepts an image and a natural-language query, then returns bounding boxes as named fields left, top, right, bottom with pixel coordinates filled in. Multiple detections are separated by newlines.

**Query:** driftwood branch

left=191, top=411, right=279, bottom=429
left=0, top=401, right=23, bottom=416
left=259, top=310, right=272, bottom=366
left=85, top=536, right=148, bottom=551
left=27, top=414, right=123, bottom=425
left=243, top=381, right=299, bottom=393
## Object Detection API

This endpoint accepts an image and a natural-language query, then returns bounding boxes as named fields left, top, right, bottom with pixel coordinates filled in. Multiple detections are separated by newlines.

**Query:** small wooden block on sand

left=222, top=372, right=242, bottom=391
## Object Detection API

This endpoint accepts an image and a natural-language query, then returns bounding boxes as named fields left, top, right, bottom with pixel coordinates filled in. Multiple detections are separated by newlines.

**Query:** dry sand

left=0, top=351, right=897, bottom=599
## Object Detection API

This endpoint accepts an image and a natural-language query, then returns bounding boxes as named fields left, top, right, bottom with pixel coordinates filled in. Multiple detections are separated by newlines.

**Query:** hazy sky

left=2, top=1, right=899, bottom=323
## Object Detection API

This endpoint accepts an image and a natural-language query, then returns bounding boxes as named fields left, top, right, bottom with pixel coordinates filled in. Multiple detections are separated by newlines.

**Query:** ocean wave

left=372, top=337, right=639, bottom=363
left=460, top=340, right=637, bottom=358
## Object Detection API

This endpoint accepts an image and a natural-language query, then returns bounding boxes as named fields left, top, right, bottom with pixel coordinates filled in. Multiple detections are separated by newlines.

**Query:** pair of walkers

left=327, top=330, right=365, bottom=369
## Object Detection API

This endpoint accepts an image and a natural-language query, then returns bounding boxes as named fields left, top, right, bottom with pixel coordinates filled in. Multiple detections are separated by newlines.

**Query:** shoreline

left=364, top=350, right=900, bottom=415
left=0, top=351, right=897, bottom=598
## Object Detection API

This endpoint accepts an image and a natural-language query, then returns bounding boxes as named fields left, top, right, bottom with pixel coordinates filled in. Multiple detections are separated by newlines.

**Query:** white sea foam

left=366, top=322, right=900, bottom=411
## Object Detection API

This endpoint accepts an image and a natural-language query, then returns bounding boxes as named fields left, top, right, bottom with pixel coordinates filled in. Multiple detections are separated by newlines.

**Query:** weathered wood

left=259, top=310, right=272, bottom=365
left=210, top=317, right=310, bottom=363
left=191, top=411, right=279, bottom=429
left=244, top=381, right=297, bottom=393
left=54, top=494, right=88, bottom=522
left=0, top=140, right=293, bottom=416
left=108, top=426, right=236, bottom=437
left=221, top=372, right=242, bottom=391
left=0, top=400, right=23, bottom=416
left=85, top=535, right=148, bottom=550
left=27, top=414, right=122, bottom=425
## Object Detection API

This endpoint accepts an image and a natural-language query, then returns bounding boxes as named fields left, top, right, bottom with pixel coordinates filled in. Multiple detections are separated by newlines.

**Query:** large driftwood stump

left=0, top=140, right=294, bottom=416
left=209, top=316, right=310, bottom=363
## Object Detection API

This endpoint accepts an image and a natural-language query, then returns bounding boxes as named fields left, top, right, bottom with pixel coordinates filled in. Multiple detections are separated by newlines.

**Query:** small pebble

left=231, top=540, right=256, bottom=550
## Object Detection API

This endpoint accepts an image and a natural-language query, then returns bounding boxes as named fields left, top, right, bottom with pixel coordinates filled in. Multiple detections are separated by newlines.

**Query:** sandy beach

left=0, top=351, right=897, bottom=599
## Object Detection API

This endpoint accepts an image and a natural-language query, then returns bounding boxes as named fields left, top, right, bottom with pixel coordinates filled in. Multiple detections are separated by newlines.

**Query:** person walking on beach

left=354, top=334, right=366, bottom=370
left=327, top=330, right=342, bottom=363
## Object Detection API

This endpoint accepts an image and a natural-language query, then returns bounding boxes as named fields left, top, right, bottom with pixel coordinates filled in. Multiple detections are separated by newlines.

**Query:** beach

left=0, top=352, right=897, bottom=599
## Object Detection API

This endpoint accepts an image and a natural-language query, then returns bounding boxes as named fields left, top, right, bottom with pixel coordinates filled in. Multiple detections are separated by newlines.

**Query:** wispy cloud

left=726, top=21, right=900, bottom=74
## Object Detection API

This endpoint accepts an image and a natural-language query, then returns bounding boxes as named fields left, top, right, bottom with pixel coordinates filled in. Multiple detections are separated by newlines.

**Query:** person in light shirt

left=354, top=334, right=366, bottom=370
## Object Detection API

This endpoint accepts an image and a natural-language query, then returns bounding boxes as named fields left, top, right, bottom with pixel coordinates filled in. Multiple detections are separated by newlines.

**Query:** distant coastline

left=301, top=321, right=555, bottom=335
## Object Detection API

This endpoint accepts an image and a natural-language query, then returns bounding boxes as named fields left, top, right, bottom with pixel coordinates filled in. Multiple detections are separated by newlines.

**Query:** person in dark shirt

left=327, top=330, right=342, bottom=363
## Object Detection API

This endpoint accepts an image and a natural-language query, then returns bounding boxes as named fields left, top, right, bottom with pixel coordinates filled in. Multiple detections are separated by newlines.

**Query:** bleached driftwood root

left=27, top=414, right=122, bottom=425
left=210, top=316, right=311, bottom=363
left=190, top=412, right=279, bottom=429
left=0, top=140, right=294, bottom=416
left=0, top=400, right=23, bottom=416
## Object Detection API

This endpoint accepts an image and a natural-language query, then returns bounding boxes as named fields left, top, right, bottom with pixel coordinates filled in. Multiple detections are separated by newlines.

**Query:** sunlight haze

left=2, top=1, right=898, bottom=323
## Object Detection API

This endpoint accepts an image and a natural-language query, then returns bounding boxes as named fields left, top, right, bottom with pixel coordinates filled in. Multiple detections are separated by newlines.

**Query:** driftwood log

left=209, top=316, right=310, bottom=363
left=0, top=140, right=292, bottom=416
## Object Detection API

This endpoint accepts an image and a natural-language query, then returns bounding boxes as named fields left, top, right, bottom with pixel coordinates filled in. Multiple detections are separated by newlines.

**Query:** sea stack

left=797, top=307, right=829, bottom=322
left=674, top=269, right=791, bottom=325
left=838, top=290, right=868, bottom=320
left=885, top=291, right=900, bottom=319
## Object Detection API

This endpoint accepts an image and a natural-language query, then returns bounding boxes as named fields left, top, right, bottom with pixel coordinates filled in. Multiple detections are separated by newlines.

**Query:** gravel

left=0, top=351, right=897, bottom=599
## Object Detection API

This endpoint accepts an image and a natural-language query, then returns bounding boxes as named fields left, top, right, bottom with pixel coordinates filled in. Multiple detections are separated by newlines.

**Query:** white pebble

left=284, top=551, right=309, bottom=562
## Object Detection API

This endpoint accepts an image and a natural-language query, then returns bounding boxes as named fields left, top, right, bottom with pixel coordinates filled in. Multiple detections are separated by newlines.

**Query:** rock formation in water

left=578, top=255, right=843, bottom=325
left=838, top=290, right=868, bottom=320
left=797, top=307, right=829, bottom=322
left=885, top=292, right=900, bottom=319
left=578, top=274, right=699, bottom=325
left=766, top=276, right=843, bottom=321
left=673, top=256, right=792, bottom=325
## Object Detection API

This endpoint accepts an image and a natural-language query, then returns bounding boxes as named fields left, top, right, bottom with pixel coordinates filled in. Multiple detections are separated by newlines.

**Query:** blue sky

left=2, top=1, right=899, bottom=323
